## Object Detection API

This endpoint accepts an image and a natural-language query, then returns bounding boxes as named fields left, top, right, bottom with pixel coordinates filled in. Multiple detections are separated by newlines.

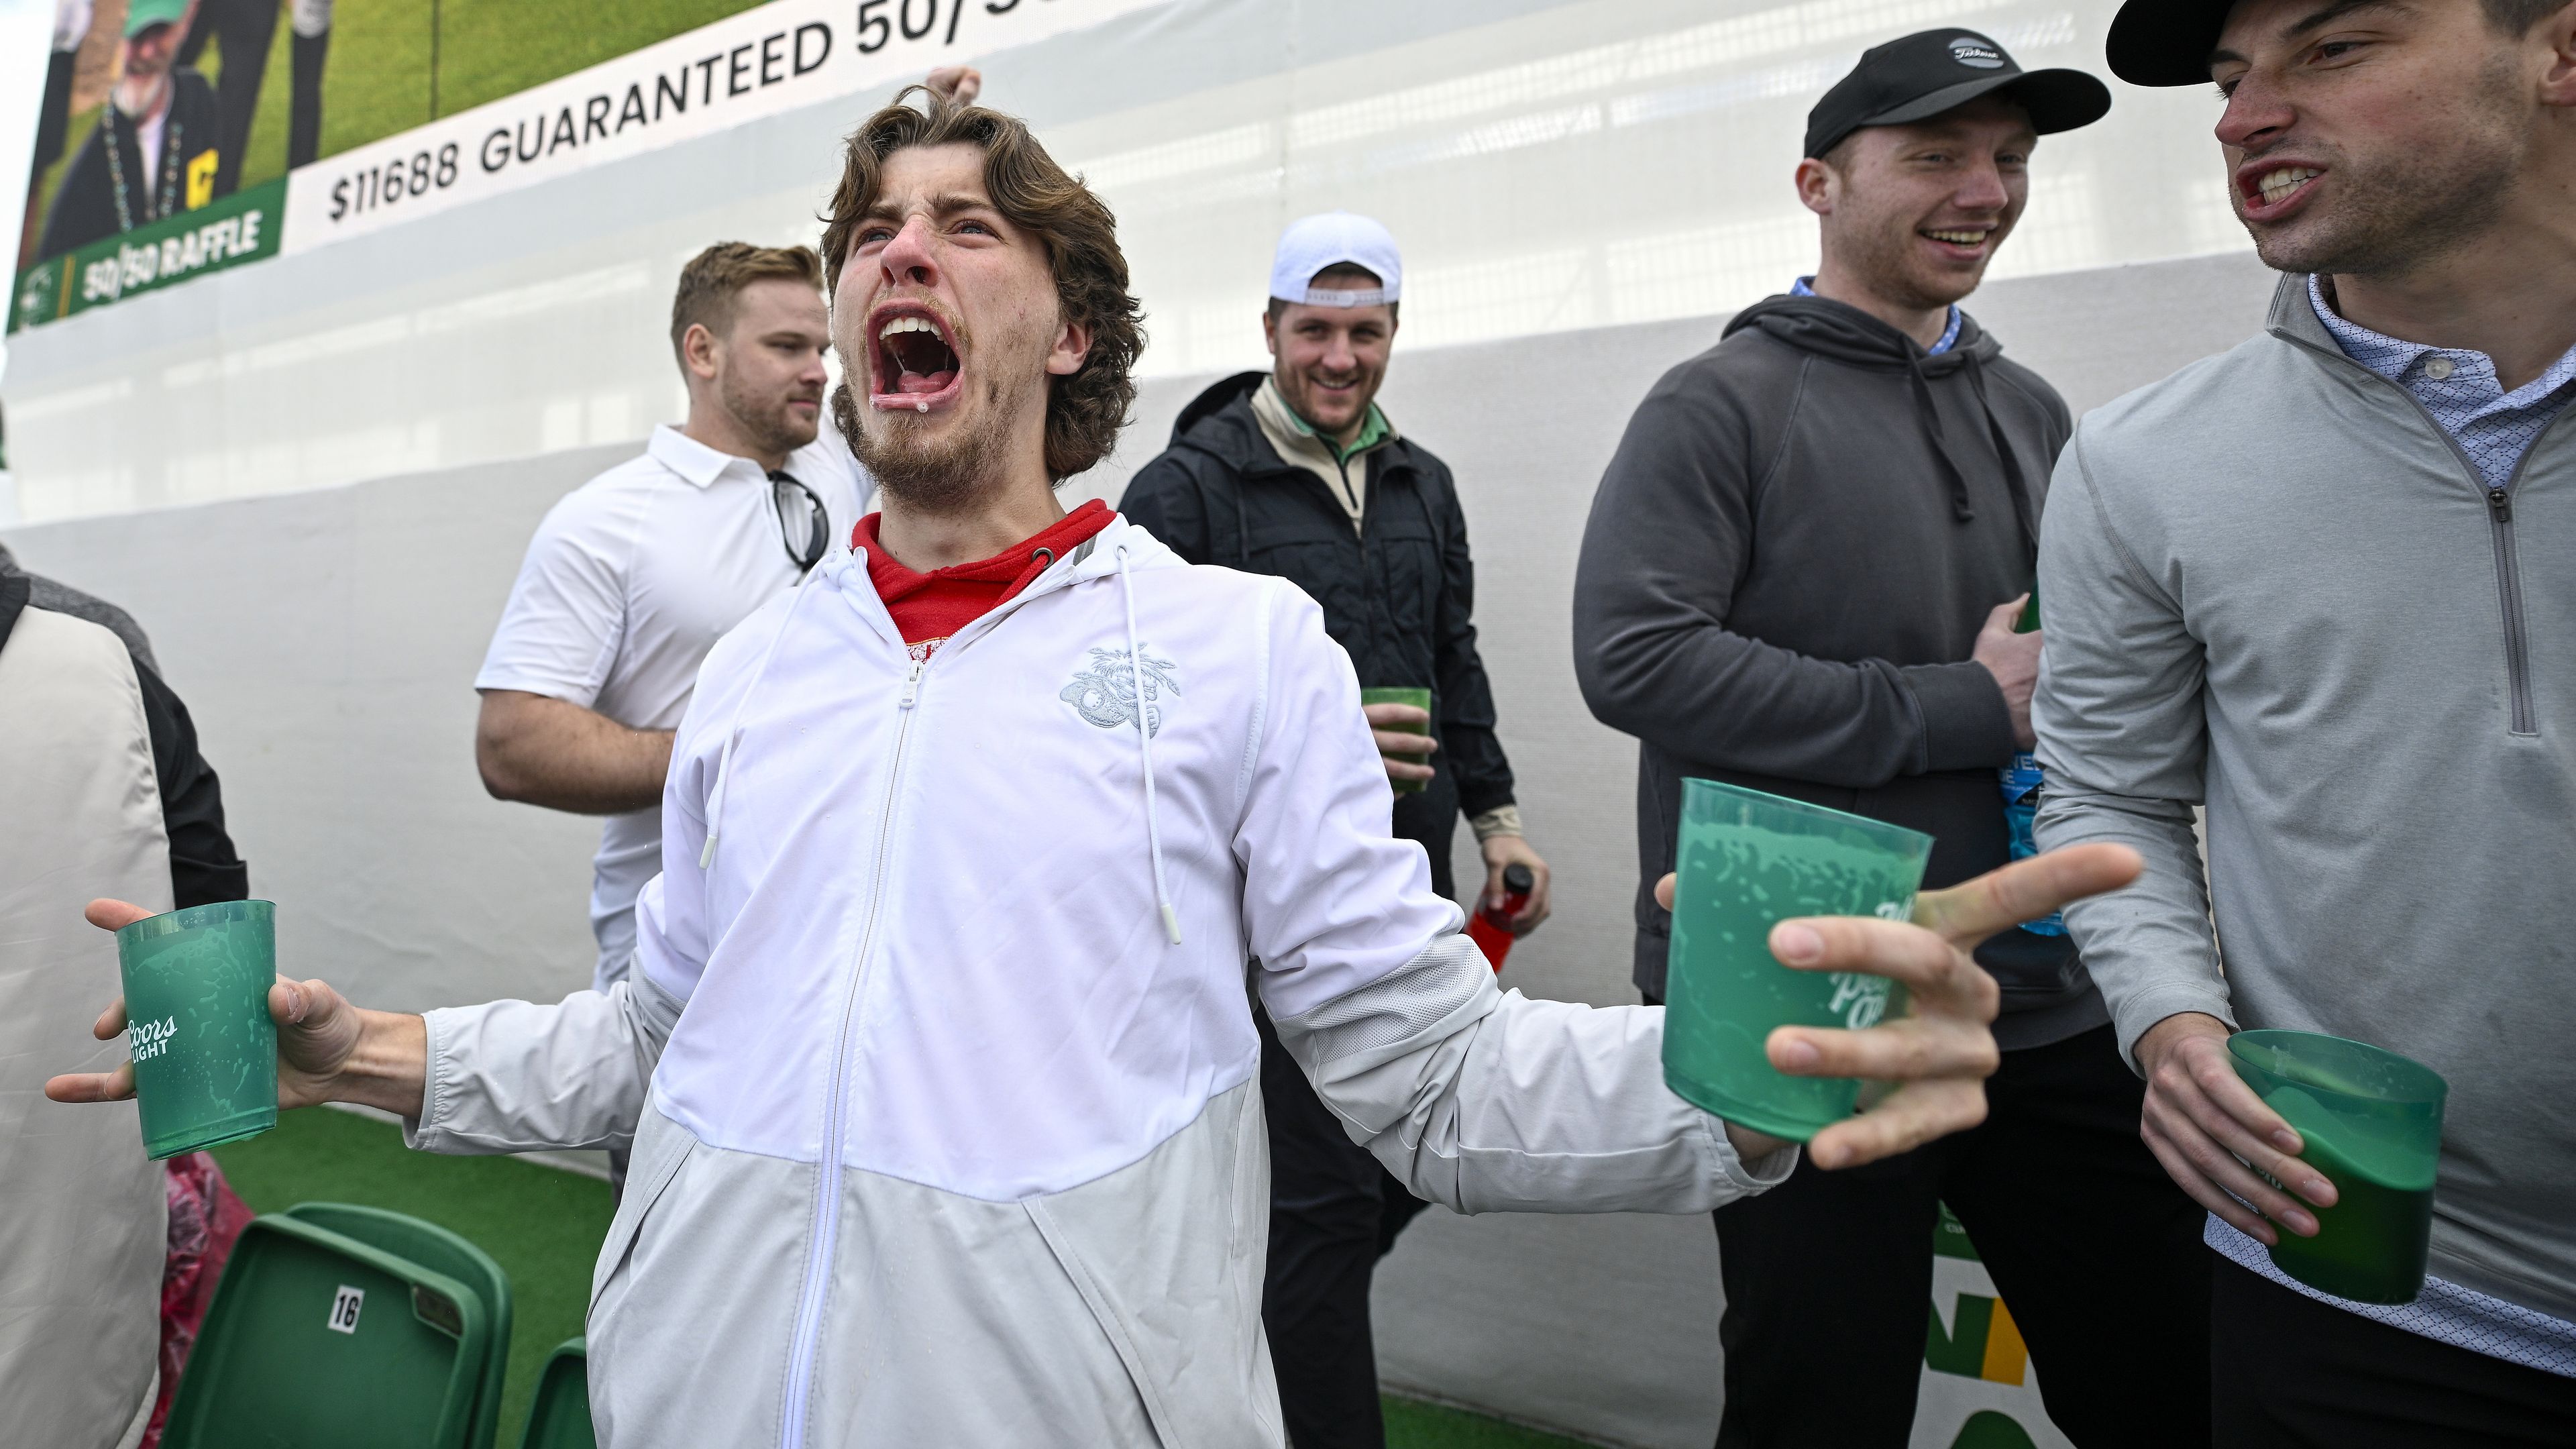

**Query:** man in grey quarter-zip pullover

left=2043, top=0, right=2576, bottom=1440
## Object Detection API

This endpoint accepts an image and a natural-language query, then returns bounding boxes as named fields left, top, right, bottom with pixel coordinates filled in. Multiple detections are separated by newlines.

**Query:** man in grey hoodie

left=1574, top=30, right=2206, bottom=1449
left=2043, top=0, right=2576, bottom=1440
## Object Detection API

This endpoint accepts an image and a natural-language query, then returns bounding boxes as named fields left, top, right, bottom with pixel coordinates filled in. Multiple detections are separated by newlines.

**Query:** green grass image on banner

left=30, top=0, right=771, bottom=253
left=240, top=0, right=775, bottom=191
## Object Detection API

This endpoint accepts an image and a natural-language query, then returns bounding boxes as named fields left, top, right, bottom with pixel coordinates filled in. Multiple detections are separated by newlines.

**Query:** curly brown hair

left=820, top=87, right=1144, bottom=482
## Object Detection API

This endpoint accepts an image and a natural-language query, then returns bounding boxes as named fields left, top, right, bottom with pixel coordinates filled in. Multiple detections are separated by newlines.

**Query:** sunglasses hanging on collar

left=768, top=470, right=830, bottom=574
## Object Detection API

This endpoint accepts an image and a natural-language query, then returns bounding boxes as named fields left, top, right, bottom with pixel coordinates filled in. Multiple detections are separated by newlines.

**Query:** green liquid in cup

left=2229, top=1030, right=2445, bottom=1305
left=117, top=900, right=280, bottom=1160
left=1360, top=686, right=1434, bottom=795
left=1660, top=780, right=1933, bottom=1142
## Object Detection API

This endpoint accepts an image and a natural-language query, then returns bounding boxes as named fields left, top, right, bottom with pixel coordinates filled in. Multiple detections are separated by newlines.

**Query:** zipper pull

left=2489, top=486, right=2513, bottom=523
left=899, top=657, right=926, bottom=708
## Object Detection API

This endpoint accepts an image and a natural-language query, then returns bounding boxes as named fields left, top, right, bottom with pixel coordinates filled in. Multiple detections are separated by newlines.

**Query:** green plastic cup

left=2228, top=1030, right=2445, bottom=1304
left=116, top=899, right=280, bottom=1160
left=1660, top=780, right=1933, bottom=1141
left=1360, top=686, right=1434, bottom=795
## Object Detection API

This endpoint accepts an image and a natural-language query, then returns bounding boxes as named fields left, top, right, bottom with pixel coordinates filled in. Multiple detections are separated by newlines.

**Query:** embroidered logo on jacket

left=1061, top=646, right=1180, bottom=736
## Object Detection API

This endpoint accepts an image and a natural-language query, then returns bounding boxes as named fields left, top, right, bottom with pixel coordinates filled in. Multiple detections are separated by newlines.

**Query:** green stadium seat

left=517, top=1339, right=594, bottom=1449
left=163, top=1215, right=489, bottom=1449
left=282, top=1203, right=515, bottom=1449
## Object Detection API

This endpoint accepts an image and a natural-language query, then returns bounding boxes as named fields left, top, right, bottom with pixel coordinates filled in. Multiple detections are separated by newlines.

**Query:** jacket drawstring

left=1115, top=543, right=1184, bottom=946
left=1963, top=354, right=2039, bottom=560
left=1905, top=349, right=1979, bottom=525
left=699, top=568, right=821, bottom=871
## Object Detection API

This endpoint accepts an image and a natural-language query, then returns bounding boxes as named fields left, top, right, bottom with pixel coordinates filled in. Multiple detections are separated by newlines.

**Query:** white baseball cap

left=1269, top=212, right=1402, bottom=307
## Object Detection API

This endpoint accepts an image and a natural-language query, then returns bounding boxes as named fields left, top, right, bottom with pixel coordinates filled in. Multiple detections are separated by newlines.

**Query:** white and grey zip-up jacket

left=405, top=517, right=1793, bottom=1448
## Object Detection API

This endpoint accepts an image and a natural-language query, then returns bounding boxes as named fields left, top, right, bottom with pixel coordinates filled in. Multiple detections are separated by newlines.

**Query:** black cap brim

left=2106, top=0, right=2238, bottom=86
left=1813, top=68, right=2113, bottom=158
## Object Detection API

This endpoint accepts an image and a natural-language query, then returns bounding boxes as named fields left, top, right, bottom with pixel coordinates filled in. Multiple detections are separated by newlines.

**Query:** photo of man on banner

left=36, top=0, right=225, bottom=262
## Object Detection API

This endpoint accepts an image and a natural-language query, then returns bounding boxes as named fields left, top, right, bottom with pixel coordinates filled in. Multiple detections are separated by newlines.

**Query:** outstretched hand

left=1656, top=843, right=2141, bottom=1170
left=44, top=899, right=425, bottom=1116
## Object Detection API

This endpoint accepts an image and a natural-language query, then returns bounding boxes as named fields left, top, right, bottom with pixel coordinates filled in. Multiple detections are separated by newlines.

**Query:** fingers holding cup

left=1758, top=910, right=2000, bottom=1169
left=1808, top=1079, right=1991, bottom=1169
left=85, top=898, right=158, bottom=933
left=1768, top=912, right=1999, bottom=1026
left=44, top=1060, right=138, bottom=1104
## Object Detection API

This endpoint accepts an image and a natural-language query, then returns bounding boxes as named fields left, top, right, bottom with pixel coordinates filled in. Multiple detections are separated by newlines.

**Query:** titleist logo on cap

left=1949, top=37, right=2005, bottom=68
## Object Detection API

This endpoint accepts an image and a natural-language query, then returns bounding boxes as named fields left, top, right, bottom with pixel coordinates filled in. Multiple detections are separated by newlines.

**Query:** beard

left=1278, top=364, right=1379, bottom=436
left=114, top=70, right=171, bottom=119
left=2244, top=57, right=2525, bottom=278
left=719, top=371, right=821, bottom=460
left=835, top=369, right=1033, bottom=516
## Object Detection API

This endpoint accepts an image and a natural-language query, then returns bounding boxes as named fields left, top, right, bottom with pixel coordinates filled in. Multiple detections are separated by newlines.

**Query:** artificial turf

left=211, top=1106, right=1597, bottom=1449
left=230, top=0, right=775, bottom=192
left=1383, top=1397, right=1600, bottom=1449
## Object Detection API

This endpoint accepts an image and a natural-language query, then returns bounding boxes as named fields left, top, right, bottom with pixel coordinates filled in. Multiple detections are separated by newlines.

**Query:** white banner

left=277, top=0, right=1173, bottom=258
left=1911, top=1213, right=2076, bottom=1449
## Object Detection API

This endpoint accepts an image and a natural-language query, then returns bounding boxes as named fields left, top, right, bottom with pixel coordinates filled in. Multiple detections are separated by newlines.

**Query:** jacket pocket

left=1024, top=1198, right=1178, bottom=1449
left=1016, top=1079, right=1279, bottom=1449
left=589, top=1106, right=698, bottom=1315
left=1230, top=1075, right=1266, bottom=1265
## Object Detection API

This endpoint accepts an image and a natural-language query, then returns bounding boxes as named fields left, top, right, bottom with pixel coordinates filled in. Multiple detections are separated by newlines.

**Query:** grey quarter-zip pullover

left=2034, top=272, right=2576, bottom=1333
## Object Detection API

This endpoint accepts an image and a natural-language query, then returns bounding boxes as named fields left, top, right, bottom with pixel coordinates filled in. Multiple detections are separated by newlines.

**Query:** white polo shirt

left=476, top=425, right=871, bottom=987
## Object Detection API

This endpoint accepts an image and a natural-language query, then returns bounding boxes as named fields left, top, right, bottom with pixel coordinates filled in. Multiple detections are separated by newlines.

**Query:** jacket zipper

left=2485, top=484, right=2536, bottom=736
left=771, top=549, right=1093, bottom=1446
left=2275, top=328, right=2552, bottom=738
left=777, top=651, right=926, bottom=1449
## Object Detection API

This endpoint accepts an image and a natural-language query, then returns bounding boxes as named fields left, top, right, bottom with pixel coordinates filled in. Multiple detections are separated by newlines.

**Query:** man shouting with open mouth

left=48, top=90, right=2138, bottom=1448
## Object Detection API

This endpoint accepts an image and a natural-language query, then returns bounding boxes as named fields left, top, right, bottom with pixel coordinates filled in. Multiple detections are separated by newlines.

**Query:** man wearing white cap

left=1123, top=213, right=1551, bottom=1449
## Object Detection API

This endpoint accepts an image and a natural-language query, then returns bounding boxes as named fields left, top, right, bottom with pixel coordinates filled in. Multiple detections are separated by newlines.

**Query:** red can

left=1465, top=863, right=1534, bottom=971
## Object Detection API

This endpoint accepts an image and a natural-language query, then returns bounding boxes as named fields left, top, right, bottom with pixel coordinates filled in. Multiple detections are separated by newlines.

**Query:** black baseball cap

left=1804, top=29, right=2113, bottom=160
left=2104, top=0, right=2242, bottom=86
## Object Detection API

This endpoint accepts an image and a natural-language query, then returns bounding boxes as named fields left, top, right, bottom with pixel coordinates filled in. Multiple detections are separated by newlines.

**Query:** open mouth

left=869, top=303, right=963, bottom=412
left=2240, top=164, right=2323, bottom=219
left=1920, top=227, right=1994, bottom=256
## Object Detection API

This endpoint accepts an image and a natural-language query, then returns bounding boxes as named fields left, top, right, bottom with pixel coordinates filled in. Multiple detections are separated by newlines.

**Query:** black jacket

left=1120, top=373, right=1516, bottom=841
left=1572, top=297, right=2093, bottom=1038
left=37, top=68, right=223, bottom=262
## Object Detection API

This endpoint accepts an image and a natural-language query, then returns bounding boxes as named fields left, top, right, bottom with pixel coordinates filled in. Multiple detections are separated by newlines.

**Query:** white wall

left=3, top=248, right=2282, bottom=1448
left=3, top=0, right=2256, bottom=525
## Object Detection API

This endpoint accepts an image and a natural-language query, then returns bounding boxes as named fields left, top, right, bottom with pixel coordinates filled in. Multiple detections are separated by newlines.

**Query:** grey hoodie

left=1574, top=295, right=2095, bottom=1047
left=2034, top=274, right=2576, bottom=1324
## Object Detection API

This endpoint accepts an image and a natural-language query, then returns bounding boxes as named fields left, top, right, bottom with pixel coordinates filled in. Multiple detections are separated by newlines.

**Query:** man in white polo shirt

left=475, top=241, right=871, bottom=1008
